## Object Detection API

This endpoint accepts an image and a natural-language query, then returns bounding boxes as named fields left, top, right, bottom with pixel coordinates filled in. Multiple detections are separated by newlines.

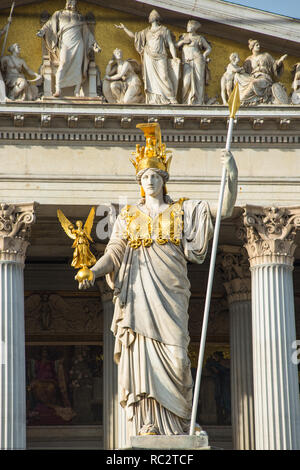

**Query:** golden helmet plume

left=130, top=123, right=172, bottom=174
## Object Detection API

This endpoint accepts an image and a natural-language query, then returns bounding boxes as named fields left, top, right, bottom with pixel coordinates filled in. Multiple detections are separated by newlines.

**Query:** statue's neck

left=150, top=22, right=160, bottom=30
left=144, top=193, right=167, bottom=213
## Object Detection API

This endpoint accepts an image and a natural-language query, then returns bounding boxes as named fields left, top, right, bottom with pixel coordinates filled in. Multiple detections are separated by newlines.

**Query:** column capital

left=237, top=205, right=300, bottom=267
left=217, top=245, right=251, bottom=304
left=0, top=202, right=37, bottom=263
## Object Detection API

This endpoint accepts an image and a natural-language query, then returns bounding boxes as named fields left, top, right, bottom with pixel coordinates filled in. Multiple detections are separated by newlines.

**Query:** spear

left=1, top=1, right=15, bottom=58
left=189, top=83, right=240, bottom=436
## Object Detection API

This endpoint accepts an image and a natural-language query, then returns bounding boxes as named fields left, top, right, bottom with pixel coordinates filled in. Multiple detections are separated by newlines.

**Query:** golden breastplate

left=120, top=198, right=188, bottom=249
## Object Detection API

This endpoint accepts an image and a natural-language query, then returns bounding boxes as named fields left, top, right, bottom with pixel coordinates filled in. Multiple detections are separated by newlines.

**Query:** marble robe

left=40, top=9, right=96, bottom=89
left=235, top=52, right=287, bottom=105
left=134, top=25, right=179, bottom=104
left=103, top=200, right=213, bottom=436
left=180, top=34, right=211, bottom=105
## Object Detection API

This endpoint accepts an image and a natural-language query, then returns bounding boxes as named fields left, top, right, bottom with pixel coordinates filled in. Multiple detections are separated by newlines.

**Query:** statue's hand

left=221, top=149, right=237, bottom=175
left=278, top=54, right=288, bottom=65
left=37, top=30, right=44, bottom=38
left=93, top=43, right=101, bottom=53
left=115, top=23, right=125, bottom=30
left=77, top=270, right=95, bottom=290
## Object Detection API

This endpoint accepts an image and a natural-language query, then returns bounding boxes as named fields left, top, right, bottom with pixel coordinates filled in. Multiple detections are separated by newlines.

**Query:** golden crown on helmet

left=130, top=123, right=172, bottom=175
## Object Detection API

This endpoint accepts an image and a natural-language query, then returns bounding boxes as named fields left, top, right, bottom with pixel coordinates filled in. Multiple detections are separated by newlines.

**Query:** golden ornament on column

left=57, top=207, right=96, bottom=283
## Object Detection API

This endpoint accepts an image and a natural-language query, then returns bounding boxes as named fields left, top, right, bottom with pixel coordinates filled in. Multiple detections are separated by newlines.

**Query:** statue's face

left=187, top=21, right=200, bottom=33
left=14, top=44, right=20, bottom=54
left=187, top=22, right=193, bottom=33
left=148, top=10, right=160, bottom=24
left=141, top=169, right=164, bottom=198
left=66, top=0, right=77, bottom=10
left=113, top=49, right=123, bottom=60
left=232, top=54, right=240, bottom=65
left=253, top=41, right=260, bottom=53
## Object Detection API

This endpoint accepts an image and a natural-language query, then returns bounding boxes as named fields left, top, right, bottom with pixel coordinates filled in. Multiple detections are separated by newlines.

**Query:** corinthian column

left=239, top=205, right=300, bottom=450
left=0, top=203, right=36, bottom=450
left=97, top=278, right=118, bottom=450
left=217, top=245, right=255, bottom=450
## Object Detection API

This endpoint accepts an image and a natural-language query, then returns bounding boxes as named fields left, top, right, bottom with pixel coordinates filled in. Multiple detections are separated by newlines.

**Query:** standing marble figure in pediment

left=115, top=10, right=180, bottom=105
left=37, top=0, right=101, bottom=97
left=79, top=123, right=238, bottom=437
left=176, top=20, right=211, bottom=105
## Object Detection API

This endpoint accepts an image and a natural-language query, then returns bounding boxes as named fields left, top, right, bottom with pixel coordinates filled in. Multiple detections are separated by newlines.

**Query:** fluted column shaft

left=241, top=205, right=300, bottom=450
left=251, top=262, right=299, bottom=449
left=97, top=279, right=118, bottom=450
left=0, top=262, right=26, bottom=449
left=0, top=203, right=36, bottom=450
left=218, top=246, right=255, bottom=450
left=229, top=299, right=254, bottom=449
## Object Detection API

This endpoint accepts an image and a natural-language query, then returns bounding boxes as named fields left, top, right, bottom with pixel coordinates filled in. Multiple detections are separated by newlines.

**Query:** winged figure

left=57, top=207, right=96, bottom=270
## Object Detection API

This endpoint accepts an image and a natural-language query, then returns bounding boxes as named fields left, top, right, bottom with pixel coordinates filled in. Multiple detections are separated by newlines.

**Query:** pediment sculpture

left=37, top=0, right=101, bottom=98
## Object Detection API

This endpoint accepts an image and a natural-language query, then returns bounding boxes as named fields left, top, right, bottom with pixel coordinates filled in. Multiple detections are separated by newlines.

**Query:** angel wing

left=25, top=294, right=41, bottom=314
left=127, top=58, right=141, bottom=74
left=57, top=209, right=76, bottom=240
left=49, top=294, right=72, bottom=315
left=84, top=206, right=95, bottom=242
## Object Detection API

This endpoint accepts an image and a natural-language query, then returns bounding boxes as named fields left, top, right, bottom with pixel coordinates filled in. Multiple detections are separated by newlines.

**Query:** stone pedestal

left=0, top=203, right=36, bottom=449
left=130, top=434, right=210, bottom=450
left=217, top=246, right=255, bottom=450
left=240, top=205, right=300, bottom=450
left=97, top=279, right=118, bottom=450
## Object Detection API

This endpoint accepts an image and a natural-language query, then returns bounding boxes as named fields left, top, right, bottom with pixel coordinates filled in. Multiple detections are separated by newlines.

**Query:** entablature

left=0, top=103, right=300, bottom=147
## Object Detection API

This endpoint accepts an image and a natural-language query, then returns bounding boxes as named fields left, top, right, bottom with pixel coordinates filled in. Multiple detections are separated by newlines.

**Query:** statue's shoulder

left=171, top=198, right=189, bottom=214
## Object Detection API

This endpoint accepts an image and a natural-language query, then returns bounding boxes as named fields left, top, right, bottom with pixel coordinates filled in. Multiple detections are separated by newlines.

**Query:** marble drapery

left=97, top=200, right=213, bottom=436
left=134, top=26, right=179, bottom=105
left=177, top=34, right=211, bottom=105
left=235, top=52, right=288, bottom=105
left=39, top=9, right=98, bottom=91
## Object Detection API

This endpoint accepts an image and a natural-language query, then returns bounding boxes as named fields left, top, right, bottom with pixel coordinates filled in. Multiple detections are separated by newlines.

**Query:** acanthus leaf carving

left=217, top=245, right=251, bottom=304
left=239, top=205, right=300, bottom=266
left=0, top=203, right=36, bottom=262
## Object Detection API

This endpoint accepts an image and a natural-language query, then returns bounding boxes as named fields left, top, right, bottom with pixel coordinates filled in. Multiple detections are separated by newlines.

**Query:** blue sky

left=221, top=0, right=300, bottom=20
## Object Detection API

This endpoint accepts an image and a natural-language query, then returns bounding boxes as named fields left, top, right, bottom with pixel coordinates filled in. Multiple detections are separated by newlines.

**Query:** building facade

left=0, top=0, right=300, bottom=450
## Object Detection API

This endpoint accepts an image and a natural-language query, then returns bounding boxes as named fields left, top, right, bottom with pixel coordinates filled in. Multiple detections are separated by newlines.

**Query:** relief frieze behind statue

left=25, top=291, right=103, bottom=335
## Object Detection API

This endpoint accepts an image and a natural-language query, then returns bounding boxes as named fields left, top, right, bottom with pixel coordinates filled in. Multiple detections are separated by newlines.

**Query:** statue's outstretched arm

left=209, top=150, right=238, bottom=219
left=21, top=59, right=39, bottom=78
left=78, top=252, right=114, bottom=290
left=114, top=23, right=135, bottom=39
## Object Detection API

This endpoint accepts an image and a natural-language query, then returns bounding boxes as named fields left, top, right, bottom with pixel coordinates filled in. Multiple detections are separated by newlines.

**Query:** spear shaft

left=189, top=83, right=240, bottom=436
left=1, top=1, right=15, bottom=58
